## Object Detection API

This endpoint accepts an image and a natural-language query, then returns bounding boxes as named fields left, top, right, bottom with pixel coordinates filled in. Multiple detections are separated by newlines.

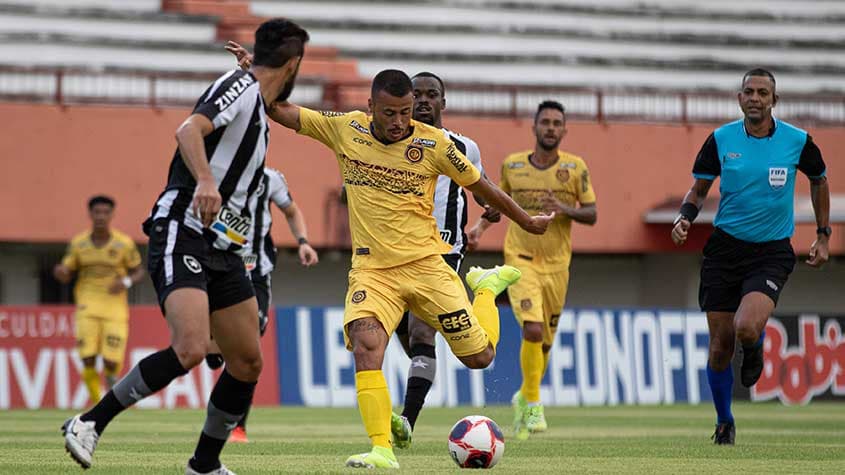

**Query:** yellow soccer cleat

left=345, top=446, right=400, bottom=469
left=511, top=390, right=529, bottom=439
left=465, top=265, right=522, bottom=297
left=526, top=404, right=548, bottom=433
left=390, top=412, right=412, bottom=449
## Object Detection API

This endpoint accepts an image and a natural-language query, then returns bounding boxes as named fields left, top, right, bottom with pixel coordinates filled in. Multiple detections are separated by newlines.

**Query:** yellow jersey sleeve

left=121, top=237, right=142, bottom=270
left=500, top=161, right=512, bottom=194
left=576, top=159, right=596, bottom=205
left=61, top=237, right=82, bottom=270
left=434, top=141, right=481, bottom=187
left=297, top=107, right=346, bottom=150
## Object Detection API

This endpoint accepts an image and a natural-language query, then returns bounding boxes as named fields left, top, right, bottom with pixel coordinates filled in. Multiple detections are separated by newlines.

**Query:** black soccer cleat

left=205, top=353, right=224, bottom=370
left=741, top=343, right=764, bottom=387
left=711, top=422, right=735, bottom=445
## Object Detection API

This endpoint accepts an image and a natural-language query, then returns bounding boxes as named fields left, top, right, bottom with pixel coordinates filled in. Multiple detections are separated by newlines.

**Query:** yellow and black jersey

left=61, top=229, right=142, bottom=319
left=501, top=150, right=596, bottom=272
left=298, top=107, right=481, bottom=269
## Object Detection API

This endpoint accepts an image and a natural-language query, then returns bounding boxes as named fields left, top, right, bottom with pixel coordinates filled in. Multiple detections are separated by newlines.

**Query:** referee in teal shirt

left=671, top=68, right=830, bottom=445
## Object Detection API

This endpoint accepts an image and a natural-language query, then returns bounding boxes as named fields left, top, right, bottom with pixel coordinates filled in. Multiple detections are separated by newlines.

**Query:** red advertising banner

left=0, top=305, right=279, bottom=409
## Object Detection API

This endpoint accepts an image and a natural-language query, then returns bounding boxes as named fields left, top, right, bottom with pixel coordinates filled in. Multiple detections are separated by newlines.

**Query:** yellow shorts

left=75, top=307, right=129, bottom=367
left=343, top=254, right=488, bottom=357
left=505, top=258, right=569, bottom=346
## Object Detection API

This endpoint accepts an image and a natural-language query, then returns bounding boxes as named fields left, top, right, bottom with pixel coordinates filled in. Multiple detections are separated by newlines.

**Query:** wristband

left=817, top=226, right=832, bottom=237
left=122, top=276, right=133, bottom=289
left=297, top=237, right=308, bottom=246
left=678, top=202, right=699, bottom=223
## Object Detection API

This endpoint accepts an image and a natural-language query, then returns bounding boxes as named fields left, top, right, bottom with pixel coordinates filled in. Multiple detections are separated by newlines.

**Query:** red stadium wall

left=0, top=103, right=842, bottom=254
left=0, top=305, right=279, bottom=409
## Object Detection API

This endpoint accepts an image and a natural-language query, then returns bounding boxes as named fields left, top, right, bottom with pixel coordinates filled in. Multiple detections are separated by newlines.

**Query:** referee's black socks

left=189, top=369, right=256, bottom=473
left=82, top=346, right=188, bottom=434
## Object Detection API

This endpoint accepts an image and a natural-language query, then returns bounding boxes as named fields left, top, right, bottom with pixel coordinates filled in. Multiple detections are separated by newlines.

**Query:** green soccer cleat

left=345, top=446, right=400, bottom=469
left=466, top=265, right=522, bottom=297
left=511, top=390, right=529, bottom=439
left=526, top=404, right=548, bottom=433
left=391, top=412, right=412, bottom=449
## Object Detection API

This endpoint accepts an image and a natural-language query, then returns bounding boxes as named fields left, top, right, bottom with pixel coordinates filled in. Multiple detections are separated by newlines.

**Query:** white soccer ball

left=447, top=415, right=505, bottom=469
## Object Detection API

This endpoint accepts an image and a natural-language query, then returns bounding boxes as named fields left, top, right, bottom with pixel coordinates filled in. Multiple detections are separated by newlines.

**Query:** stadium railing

left=1, top=65, right=843, bottom=125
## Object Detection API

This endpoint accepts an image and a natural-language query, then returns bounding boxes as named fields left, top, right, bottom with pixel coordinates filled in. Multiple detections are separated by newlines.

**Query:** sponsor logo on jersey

left=413, top=137, right=437, bottom=148
left=439, top=229, right=452, bottom=243
left=405, top=144, right=424, bottom=163
left=726, top=152, right=742, bottom=159
left=766, top=280, right=779, bottom=291
left=560, top=162, right=577, bottom=169
left=507, top=162, right=525, bottom=169
left=211, top=207, right=251, bottom=246
left=356, top=247, right=370, bottom=255
left=769, top=167, right=787, bottom=188
left=353, top=136, right=373, bottom=147
left=438, top=310, right=472, bottom=333
left=351, top=290, right=367, bottom=304
left=349, top=120, right=370, bottom=135
left=320, top=110, right=346, bottom=117
left=581, top=170, right=590, bottom=193
left=445, top=144, right=467, bottom=173
left=556, top=169, right=570, bottom=182
left=213, top=74, right=255, bottom=112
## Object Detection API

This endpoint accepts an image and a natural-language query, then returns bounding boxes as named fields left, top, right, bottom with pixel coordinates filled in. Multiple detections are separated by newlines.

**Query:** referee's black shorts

left=145, top=218, right=254, bottom=315
left=395, top=253, right=463, bottom=337
left=698, top=227, right=795, bottom=312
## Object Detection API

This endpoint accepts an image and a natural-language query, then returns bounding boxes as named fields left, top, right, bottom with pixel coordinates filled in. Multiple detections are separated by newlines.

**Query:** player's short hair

left=88, top=195, right=115, bottom=210
left=253, top=18, right=309, bottom=68
left=742, top=68, right=776, bottom=90
left=412, top=72, right=445, bottom=95
left=534, top=100, right=565, bottom=122
left=372, top=69, right=413, bottom=98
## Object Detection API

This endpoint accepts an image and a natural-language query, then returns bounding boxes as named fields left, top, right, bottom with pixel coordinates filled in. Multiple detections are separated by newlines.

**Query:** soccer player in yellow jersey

left=469, top=100, right=597, bottom=440
left=53, top=195, right=145, bottom=402
left=266, top=70, right=553, bottom=469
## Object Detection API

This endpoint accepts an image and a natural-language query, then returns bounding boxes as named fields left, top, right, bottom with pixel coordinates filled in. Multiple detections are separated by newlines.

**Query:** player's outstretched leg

left=395, top=315, right=438, bottom=449
left=345, top=317, right=399, bottom=469
left=465, top=265, right=522, bottom=349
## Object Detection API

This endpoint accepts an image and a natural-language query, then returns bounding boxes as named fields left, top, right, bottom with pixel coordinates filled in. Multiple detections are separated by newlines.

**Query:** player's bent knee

left=172, top=341, right=207, bottom=369
left=227, top=352, right=263, bottom=381
left=735, top=322, right=759, bottom=345
left=459, top=347, right=494, bottom=369
left=522, top=323, right=543, bottom=343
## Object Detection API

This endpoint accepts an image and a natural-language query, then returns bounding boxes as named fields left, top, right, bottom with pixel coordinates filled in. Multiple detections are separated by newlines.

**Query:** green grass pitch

left=2, top=403, right=844, bottom=473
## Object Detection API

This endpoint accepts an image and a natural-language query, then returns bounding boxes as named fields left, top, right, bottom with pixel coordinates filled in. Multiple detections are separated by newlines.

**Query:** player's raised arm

left=466, top=176, right=553, bottom=235
left=267, top=101, right=302, bottom=131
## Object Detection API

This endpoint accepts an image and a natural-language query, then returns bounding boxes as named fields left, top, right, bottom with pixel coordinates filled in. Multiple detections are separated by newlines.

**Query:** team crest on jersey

left=412, top=137, right=437, bottom=148
left=556, top=169, right=570, bottom=182
left=351, top=290, right=367, bottom=304
left=405, top=144, right=424, bottom=163
left=769, top=167, right=787, bottom=188
left=108, top=249, right=118, bottom=258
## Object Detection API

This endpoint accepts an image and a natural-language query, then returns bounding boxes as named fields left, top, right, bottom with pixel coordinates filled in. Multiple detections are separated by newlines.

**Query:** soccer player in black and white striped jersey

left=391, top=72, right=502, bottom=448
left=61, top=19, right=309, bottom=475
left=207, top=166, right=318, bottom=443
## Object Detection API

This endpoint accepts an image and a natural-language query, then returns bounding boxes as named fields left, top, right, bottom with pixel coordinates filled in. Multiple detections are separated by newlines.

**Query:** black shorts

left=396, top=253, right=463, bottom=337
left=698, top=227, right=795, bottom=312
left=146, top=219, right=254, bottom=314
left=250, top=269, right=271, bottom=336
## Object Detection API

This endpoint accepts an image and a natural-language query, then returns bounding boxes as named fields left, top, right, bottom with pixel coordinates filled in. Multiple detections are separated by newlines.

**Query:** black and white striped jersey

left=145, top=69, right=269, bottom=255
left=434, top=128, right=484, bottom=256
left=243, top=167, right=292, bottom=277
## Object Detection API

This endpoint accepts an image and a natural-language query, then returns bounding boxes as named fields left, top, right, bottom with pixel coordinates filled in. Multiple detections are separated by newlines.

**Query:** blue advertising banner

left=275, top=306, right=716, bottom=407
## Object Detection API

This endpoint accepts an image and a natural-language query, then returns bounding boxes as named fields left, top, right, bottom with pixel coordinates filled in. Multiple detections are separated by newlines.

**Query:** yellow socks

left=81, top=367, right=101, bottom=402
left=519, top=340, right=544, bottom=403
left=355, top=370, right=392, bottom=449
left=472, top=289, right=500, bottom=349
left=542, top=349, right=551, bottom=375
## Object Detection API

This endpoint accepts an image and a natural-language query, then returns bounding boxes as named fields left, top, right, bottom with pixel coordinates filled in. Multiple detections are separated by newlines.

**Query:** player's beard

left=537, top=134, right=561, bottom=151
left=275, top=76, right=296, bottom=102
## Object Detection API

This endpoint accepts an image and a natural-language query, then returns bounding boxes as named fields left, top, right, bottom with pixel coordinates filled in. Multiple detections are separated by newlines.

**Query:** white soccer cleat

left=185, top=462, right=237, bottom=475
left=62, top=414, right=99, bottom=469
